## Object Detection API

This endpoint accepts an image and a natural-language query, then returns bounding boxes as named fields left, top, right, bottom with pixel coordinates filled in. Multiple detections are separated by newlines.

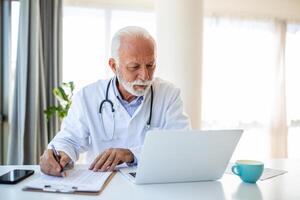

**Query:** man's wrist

left=126, top=150, right=137, bottom=166
left=126, top=156, right=137, bottom=166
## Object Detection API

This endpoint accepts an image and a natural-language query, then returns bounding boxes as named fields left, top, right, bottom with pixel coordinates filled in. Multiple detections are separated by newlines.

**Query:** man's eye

left=128, top=65, right=139, bottom=70
left=146, top=64, right=154, bottom=68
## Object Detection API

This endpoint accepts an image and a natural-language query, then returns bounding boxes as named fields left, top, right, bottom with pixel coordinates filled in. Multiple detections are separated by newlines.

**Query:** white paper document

left=259, top=167, right=288, bottom=180
left=225, top=162, right=287, bottom=181
left=24, top=168, right=112, bottom=193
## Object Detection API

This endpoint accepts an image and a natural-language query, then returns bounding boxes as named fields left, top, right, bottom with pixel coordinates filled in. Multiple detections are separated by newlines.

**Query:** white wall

left=155, top=0, right=203, bottom=128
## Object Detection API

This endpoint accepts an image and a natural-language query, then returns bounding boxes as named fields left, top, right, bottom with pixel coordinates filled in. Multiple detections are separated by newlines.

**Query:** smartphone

left=0, top=169, right=34, bottom=184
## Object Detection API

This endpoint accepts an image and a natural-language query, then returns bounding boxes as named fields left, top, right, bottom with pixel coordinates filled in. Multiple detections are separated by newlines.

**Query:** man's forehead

left=119, top=36, right=155, bottom=52
left=123, top=56, right=155, bottom=65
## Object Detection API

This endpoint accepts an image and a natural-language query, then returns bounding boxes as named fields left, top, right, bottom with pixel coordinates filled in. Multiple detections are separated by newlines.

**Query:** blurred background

left=1, top=0, right=300, bottom=165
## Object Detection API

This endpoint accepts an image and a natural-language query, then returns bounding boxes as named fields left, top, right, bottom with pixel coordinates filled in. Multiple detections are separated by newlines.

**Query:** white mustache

left=116, top=66, right=153, bottom=96
left=131, top=80, right=152, bottom=87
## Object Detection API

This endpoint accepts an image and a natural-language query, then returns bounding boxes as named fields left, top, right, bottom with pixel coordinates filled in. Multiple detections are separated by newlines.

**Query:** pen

left=51, top=144, right=66, bottom=177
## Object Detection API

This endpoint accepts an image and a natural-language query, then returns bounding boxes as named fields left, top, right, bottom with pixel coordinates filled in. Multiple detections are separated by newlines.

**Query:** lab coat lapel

left=130, top=86, right=151, bottom=122
left=107, top=83, right=131, bottom=123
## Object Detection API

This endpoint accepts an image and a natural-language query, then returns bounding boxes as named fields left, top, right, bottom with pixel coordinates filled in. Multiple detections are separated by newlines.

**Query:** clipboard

left=23, top=171, right=116, bottom=195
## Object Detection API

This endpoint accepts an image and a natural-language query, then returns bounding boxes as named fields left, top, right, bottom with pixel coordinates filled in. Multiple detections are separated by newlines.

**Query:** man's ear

left=108, top=58, right=117, bottom=74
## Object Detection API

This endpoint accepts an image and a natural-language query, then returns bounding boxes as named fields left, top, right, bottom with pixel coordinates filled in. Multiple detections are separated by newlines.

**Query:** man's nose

left=139, top=65, right=150, bottom=80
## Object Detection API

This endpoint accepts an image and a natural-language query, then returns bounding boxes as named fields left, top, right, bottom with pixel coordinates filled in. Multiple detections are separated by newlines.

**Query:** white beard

left=116, top=67, right=152, bottom=96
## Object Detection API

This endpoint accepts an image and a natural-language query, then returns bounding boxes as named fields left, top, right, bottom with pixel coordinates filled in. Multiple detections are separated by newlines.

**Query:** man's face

left=113, top=37, right=156, bottom=96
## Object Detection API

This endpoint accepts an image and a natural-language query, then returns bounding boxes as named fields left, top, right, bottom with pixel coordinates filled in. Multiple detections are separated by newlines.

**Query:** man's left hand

left=89, top=148, right=134, bottom=172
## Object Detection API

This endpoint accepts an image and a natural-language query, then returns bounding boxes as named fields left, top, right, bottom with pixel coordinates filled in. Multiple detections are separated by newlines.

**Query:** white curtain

left=269, top=20, right=288, bottom=158
left=285, top=24, right=300, bottom=159
left=202, top=18, right=289, bottom=159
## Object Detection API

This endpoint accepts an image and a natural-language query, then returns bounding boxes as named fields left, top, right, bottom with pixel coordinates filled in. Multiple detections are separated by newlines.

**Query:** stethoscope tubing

left=99, top=78, right=153, bottom=139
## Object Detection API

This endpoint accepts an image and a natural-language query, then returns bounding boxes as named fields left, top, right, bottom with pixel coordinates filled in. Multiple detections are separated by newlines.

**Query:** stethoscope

left=99, top=78, right=153, bottom=140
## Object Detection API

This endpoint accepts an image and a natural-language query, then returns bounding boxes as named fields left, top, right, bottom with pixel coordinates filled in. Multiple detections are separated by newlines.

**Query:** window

left=110, top=10, right=156, bottom=40
left=63, top=7, right=107, bottom=92
left=63, top=6, right=156, bottom=93
left=202, top=18, right=300, bottom=160
left=202, top=18, right=277, bottom=160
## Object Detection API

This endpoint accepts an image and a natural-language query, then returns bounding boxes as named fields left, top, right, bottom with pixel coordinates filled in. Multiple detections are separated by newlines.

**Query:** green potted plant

left=44, top=82, right=75, bottom=121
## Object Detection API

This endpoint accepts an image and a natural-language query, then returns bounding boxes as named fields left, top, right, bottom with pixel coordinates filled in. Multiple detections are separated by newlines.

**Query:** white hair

left=111, top=26, right=156, bottom=62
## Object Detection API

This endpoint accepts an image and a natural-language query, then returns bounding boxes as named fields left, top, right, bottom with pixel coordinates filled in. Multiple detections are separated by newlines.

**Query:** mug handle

left=231, top=165, right=240, bottom=176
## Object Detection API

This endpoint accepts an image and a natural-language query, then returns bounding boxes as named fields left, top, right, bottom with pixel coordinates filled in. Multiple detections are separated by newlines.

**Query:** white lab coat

left=49, top=77, right=191, bottom=164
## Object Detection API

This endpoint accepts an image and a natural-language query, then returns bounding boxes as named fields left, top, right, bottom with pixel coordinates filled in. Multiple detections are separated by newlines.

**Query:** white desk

left=1, top=159, right=299, bottom=200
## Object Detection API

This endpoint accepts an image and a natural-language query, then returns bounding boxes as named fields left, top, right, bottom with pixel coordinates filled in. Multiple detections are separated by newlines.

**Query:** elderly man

left=40, top=26, right=191, bottom=176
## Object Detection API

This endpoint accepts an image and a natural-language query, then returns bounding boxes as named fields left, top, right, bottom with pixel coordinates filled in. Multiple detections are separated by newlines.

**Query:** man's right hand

left=39, top=149, right=71, bottom=176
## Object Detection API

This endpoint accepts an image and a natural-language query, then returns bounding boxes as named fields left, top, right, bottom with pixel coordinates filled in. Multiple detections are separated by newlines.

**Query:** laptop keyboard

left=129, top=172, right=136, bottom=178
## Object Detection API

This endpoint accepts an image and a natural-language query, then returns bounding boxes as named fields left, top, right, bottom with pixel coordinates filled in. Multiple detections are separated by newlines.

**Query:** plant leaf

left=45, top=81, right=75, bottom=121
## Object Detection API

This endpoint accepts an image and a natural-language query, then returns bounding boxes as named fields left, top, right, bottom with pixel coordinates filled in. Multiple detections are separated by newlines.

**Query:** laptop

left=119, top=129, right=243, bottom=184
